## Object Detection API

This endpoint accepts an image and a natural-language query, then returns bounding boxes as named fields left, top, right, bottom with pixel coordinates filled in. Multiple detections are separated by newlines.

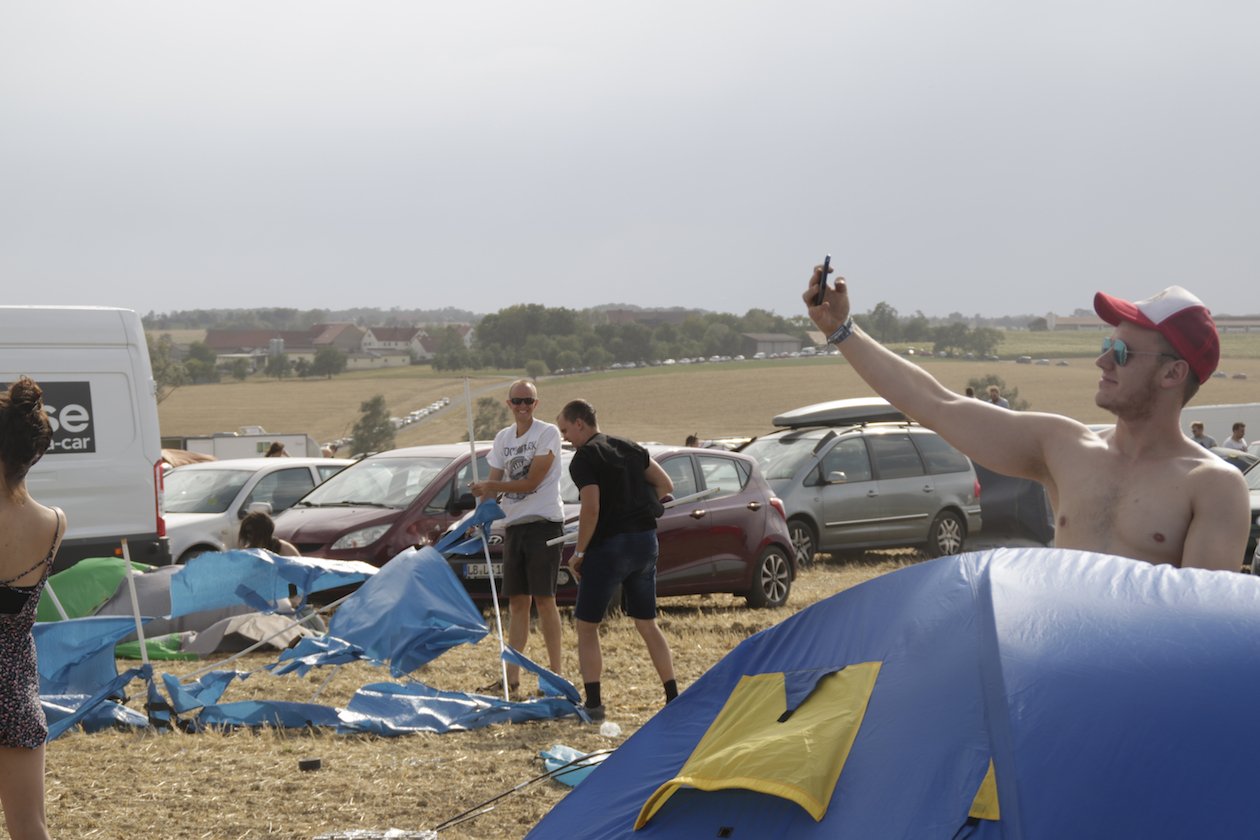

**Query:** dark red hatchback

left=274, top=442, right=797, bottom=609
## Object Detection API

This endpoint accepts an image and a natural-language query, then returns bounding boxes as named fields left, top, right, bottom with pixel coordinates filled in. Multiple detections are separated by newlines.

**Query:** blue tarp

left=273, top=546, right=489, bottom=677
left=169, top=549, right=378, bottom=616
left=37, top=543, right=578, bottom=739
left=528, top=548, right=1260, bottom=839
left=35, top=616, right=152, bottom=695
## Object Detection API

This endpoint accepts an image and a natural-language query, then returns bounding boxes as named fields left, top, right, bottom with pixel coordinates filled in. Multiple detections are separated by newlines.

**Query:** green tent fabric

left=115, top=633, right=199, bottom=661
left=37, top=556, right=154, bottom=622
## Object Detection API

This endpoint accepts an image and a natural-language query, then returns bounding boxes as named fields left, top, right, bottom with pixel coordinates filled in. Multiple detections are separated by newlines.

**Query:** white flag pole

left=465, top=376, right=509, bottom=700
left=120, top=538, right=150, bottom=667
left=43, top=580, right=70, bottom=621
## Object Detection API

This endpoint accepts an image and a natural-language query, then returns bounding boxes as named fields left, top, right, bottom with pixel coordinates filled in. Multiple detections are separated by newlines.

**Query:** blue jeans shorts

left=574, top=529, right=659, bottom=623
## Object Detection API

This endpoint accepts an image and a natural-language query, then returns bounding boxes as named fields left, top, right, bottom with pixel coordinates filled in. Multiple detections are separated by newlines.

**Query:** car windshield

left=740, top=434, right=822, bottom=480
left=299, top=455, right=454, bottom=509
left=165, top=469, right=253, bottom=514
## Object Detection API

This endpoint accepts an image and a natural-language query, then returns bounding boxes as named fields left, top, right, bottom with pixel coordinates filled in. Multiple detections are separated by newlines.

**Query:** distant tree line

left=855, top=302, right=1006, bottom=357
left=433, top=304, right=812, bottom=371
left=146, top=335, right=348, bottom=401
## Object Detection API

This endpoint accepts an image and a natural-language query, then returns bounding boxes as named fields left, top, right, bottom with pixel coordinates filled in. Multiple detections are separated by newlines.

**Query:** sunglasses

left=1100, top=337, right=1179, bottom=367
left=509, top=397, right=536, bottom=406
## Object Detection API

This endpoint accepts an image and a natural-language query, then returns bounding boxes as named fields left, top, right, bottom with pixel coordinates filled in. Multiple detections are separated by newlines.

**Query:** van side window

left=696, top=455, right=745, bottom=498
left=244, top=469, right=317, bottom=514
left=867, top=434, right=925, bottom=479
left=913, top=433, right=971, bottom=474
left=821, top=439, right=872, bottom=483
left=661, top=456, right=698, bottom=500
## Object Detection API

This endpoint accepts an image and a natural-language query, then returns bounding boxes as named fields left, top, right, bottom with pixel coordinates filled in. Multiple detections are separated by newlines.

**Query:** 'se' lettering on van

left=0, top=306, right=171, bottom=570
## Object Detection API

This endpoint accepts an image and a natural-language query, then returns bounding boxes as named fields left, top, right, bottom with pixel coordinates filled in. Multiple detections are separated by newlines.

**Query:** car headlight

left=331, top=524, right=390, bottom=550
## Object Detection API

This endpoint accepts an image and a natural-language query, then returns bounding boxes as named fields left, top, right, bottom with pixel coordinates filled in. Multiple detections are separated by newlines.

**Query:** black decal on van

left=16, top=381, right=97, bottom=455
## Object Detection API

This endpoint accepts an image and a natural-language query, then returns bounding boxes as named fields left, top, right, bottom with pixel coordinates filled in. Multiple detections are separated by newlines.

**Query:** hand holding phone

left=814, top=254, right=832, bottom=305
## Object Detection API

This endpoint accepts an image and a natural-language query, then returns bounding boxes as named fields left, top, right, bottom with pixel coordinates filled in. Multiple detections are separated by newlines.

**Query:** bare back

left=0, top=500, right=64, bottom=587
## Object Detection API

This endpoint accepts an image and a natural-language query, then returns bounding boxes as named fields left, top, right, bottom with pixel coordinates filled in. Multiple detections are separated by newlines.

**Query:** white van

left=0, top=306, right=170, bottom=570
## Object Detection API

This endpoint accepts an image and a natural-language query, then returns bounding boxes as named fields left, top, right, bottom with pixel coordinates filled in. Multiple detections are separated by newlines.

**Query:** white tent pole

left=465, top=376, right=510, bottom=701
left=120, top=538, right=150, bottom=667
left=43, top=579, right=70, bottom=621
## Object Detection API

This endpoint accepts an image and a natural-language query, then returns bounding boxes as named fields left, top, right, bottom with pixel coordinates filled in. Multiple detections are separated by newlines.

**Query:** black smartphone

left=814, top=254, right=832, bottom=305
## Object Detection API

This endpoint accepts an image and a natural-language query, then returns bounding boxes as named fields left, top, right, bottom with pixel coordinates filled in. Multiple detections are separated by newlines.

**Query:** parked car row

left=265, top=442, right=797, bottom=609
left=160, top=398, right=996, bottom=610
left=164, top=457, right=353, bottom=563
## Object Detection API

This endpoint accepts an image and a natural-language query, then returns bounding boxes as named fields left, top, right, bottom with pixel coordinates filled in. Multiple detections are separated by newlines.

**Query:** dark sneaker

left=584, top=704, right=606, bottom=722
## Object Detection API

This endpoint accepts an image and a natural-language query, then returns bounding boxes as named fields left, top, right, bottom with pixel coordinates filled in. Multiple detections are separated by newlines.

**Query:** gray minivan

left=740, top=398, right=982, bottom=565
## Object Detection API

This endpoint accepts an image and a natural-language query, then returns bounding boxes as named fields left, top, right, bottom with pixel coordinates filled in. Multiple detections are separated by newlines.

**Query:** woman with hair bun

left=0, top=376, right=64, bottom=840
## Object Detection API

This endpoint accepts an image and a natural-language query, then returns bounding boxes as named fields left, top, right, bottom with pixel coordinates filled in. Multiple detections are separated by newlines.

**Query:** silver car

left=741, top=399, right=982, bottom=565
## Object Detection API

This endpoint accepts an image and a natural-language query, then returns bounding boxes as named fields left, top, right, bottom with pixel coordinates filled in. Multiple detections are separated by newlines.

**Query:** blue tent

left=529, top=548, right=1260, bottom=838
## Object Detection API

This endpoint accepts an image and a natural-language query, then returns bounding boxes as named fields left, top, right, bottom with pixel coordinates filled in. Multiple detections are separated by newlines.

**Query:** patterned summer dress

left=0, top=509, right=63, bottom=749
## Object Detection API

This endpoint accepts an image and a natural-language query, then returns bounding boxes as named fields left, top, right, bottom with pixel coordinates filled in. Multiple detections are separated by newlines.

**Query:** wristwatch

left=574, top=551, right=586, bottom=559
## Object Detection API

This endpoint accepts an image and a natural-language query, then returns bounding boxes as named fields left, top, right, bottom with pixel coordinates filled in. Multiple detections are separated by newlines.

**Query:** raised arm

left=803, top=265, right=1073, bottom=483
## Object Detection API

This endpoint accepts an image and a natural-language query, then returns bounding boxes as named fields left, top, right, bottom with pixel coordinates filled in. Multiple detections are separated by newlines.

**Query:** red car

left=274, top=443, right=796, bottom=609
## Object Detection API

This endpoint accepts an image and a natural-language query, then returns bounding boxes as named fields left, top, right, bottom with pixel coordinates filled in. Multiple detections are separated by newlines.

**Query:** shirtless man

left=804, top=269, right=1249, bottom=570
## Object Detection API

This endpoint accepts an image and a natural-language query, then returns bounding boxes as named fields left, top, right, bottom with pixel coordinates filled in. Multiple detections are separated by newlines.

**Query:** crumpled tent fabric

left=169, top=549, right=378, bottom=616
left=38, top=543, right=580, bottom=739
left=273, top=546, right=488, bottom=677
left=528, top=548, right=1260, bottom=839
left=37, top=556, right=149, bottom=622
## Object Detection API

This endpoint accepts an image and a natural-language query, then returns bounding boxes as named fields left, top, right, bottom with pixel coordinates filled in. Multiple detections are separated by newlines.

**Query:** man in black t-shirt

left=556, top=399, right=678, bottom=720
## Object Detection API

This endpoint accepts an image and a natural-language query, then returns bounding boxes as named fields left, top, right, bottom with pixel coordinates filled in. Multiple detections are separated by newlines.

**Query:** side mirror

left=240, top=501, right=274, bottom=518
left=826, top=471, right=848, bottom=485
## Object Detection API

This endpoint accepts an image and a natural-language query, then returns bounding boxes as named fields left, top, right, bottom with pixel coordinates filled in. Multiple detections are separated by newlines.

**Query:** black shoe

left=583, top=704, right=605, bottom=722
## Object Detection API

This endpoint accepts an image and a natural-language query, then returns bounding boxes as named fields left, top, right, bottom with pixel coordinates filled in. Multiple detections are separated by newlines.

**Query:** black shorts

left=501, top=520, right=564, bottom=597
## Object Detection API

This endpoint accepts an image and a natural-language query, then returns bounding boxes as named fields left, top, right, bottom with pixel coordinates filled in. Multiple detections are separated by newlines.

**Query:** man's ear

left=1161, top=359, right=1191, bottom=389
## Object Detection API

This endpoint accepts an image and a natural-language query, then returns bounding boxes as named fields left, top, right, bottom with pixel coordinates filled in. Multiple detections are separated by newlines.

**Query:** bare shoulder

left=1187, top=448, right=1249, bottom=500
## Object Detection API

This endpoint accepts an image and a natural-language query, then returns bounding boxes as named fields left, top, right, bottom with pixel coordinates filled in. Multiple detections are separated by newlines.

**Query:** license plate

left=464, top=563, right=503, bottom=579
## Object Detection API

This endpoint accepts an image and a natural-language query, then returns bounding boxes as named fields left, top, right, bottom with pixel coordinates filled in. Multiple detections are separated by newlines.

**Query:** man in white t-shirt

left=470, top=379, right=565, bottom=694
left=1221, top=422, right=1248, bottom=452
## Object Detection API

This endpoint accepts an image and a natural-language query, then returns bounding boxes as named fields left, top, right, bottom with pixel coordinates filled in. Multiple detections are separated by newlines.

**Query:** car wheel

left=746, top=546, right=792, bottom=609
left=787, top=518, right=819, bottom=568
left=925, top=511, right=965, bottom=558
left=178, top=546, right=213, bottom=564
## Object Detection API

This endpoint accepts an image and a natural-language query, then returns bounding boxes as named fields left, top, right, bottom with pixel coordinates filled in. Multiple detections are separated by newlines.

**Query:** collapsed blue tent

left=529, top=548, right=1260, bottom=838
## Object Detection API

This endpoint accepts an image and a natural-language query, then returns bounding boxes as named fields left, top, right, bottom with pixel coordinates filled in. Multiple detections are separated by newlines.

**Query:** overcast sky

left=2, top=2, right=1256, bottom=319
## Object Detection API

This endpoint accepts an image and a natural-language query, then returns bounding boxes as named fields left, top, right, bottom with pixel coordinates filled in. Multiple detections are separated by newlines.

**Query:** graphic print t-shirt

left=487, top=419, right=564, bottom=525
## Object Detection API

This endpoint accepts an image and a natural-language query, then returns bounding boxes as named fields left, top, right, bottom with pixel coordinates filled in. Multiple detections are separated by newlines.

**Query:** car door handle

left=690, top=509, right=707, bottom=519
left=866, top=490, right=878, bottom=498
left=922, top=485, right=934, bottom=493
left=746, top=501, right=761, bottom=511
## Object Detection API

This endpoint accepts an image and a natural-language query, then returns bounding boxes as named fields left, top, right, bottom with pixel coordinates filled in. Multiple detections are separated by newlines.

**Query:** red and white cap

left=1093, top=286, right=1219, bottom=383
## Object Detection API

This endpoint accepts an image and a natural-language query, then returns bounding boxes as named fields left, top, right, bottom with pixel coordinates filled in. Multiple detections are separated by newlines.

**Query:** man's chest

left=1052, top=458, right=1192, bottom=565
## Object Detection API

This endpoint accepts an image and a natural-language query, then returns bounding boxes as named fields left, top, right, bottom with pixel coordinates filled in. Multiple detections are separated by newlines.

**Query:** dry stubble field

left=41, top=343, right=1260, bottom=839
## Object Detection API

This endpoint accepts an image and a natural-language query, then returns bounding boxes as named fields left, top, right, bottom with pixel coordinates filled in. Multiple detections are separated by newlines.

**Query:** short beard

left=1096, top=372, right=1159, bottom=422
